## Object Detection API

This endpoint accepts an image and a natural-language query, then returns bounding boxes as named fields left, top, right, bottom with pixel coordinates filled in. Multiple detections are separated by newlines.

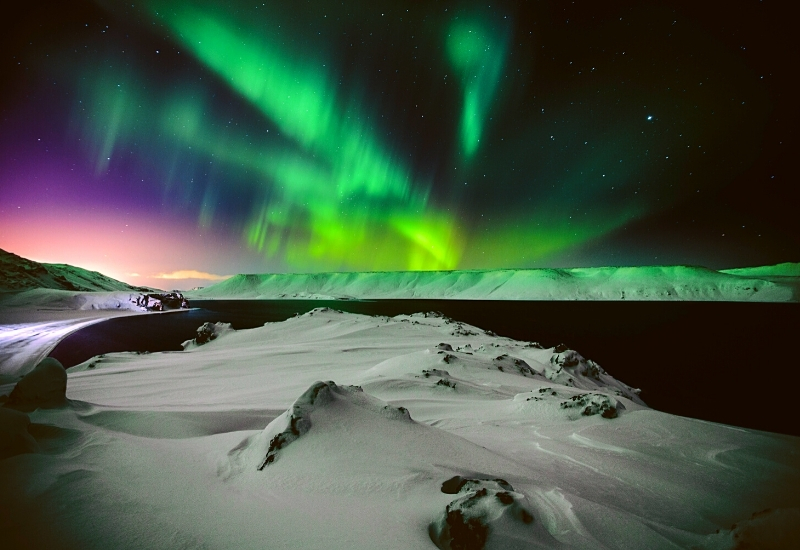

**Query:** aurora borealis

left=1, top=1, right=797, bottom=289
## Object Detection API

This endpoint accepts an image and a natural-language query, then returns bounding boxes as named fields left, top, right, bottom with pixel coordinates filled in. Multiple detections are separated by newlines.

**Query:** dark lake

left=49, top=300, right=800, bottom=437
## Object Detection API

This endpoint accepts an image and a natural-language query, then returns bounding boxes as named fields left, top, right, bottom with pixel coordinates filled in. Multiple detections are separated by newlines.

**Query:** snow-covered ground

left=186, top=264, right=800, bottom=301
left=0, top=289, right=188, bottom=377
left=1, top=308, right=798, bottom=549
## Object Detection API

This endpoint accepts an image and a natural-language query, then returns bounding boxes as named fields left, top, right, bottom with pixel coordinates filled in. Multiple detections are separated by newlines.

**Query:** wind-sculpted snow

left=227, top=381, right=414, bottom=472
left=2, top=308, right=799, bottom=549
left=187, top=264, right=799, bottom=301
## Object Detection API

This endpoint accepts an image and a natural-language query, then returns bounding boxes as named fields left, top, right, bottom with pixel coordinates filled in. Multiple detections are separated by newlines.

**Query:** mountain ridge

left=0, top=248, right=152, bottom=293
left=187, top=264, right=800, bottom=301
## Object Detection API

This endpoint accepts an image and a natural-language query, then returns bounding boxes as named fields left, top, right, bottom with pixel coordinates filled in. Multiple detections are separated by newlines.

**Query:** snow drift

left=0, top=308, right=798, bottom=549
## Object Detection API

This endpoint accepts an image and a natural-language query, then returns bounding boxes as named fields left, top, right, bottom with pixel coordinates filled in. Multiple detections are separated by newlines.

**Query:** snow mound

left=232, top=381, right=413, bottom=471
left=431, top=477, right=554, bottom=550
left=0, top=407, right=38, bottom=459
left=545, top=346, right=643, bottom=403
left=4, top=358, right=67, bottom=412
left=558, top=392, right=624, bottom=419
left=513, top=387, right=629, bottom=422
left=182, top=321, right=235, bottom=350
left=360, top=333, right=644, bottom=407
left=492, top=354, right=537, bottom=377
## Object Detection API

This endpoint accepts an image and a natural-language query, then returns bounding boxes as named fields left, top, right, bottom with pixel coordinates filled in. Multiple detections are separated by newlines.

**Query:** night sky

left=1, top=0, right=797, bottom=289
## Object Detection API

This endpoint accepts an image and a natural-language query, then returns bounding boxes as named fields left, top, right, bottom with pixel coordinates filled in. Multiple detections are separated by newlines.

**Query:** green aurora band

left=446, top=15, right=509, bottom=160
left=64, top=1, right=767, bottom=273
left=71, top=1, right=644, bottom=272
left=147, top=2, right=464, bottom=271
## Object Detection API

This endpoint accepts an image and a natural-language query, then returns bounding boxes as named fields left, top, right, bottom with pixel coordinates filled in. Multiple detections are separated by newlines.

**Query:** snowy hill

left=720, top=262, right=800, bottom=278
left=0, top=248, right=148, bottom=293
left=187, top=264, right=800, bottom=301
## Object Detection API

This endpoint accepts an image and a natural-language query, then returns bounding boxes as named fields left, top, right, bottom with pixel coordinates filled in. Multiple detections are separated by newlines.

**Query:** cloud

left=154, top=270, right=231, bottom=281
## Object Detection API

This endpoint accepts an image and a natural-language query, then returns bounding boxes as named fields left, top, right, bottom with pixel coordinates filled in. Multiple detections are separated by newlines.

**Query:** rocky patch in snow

left=232, top=381, right=413, bottom=471
left=558, top=392, right=623, bottom=419
left=541, top=346, right=643, bottom=403
left=550, top=348, right=603, bottom=379
left=492, top=354, right=537, bottom=377
left=520, top=387, right=626, bottom=420
left=182, top=322, right=234, bottom=350
left=431, top=477, right=547, bottom=550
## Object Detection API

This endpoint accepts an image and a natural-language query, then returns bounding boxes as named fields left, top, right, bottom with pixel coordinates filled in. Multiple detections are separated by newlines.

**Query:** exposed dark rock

left=450, top=321, right=479, bottom=336
left=431, top=478, right=535, bottom=550
left=255, top=381, right=412, bottom=470
left=559, top=393, right=624, bottom=419
left=492, top=355, right=536, bottom=377
left=550, top=350, right=607, bottom=380
left=422, top=369, right=451, bottom=379
left=185, top=321, right=233, bottom=348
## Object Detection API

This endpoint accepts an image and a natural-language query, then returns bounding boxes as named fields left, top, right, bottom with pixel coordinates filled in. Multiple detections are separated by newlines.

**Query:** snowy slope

left=1, top=308, right=797, bottom=549
left=720, top=262, right=800, bottom=277
left=187, top=264, right=799, bottom=301
left=0, top=248, right=149, bottom=293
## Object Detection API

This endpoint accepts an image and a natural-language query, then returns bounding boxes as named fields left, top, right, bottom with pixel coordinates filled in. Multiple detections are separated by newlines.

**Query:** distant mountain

left=187, top=264, right=800, bottom=302
left=0, top=248, right=151, bottom=293
left=720, top=262, right=800, bottom=278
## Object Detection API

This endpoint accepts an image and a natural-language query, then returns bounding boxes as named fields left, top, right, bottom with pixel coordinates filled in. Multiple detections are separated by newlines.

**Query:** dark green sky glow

left=1, top=1, right=797, bottom=287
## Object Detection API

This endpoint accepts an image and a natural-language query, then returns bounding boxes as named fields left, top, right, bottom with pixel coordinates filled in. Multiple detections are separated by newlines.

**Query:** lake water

left=49, top=300, right=800, bottom=436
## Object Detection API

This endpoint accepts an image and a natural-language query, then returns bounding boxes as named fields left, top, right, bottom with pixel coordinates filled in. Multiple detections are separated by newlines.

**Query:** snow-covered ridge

left=720, top=262, right=800, bottom=278
left=187, top=264, right=800, bottom=301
